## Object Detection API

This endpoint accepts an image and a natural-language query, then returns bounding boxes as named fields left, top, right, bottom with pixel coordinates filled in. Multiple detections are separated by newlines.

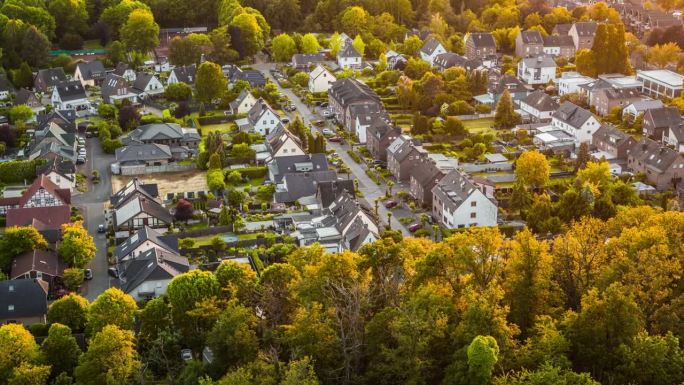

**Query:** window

left=471, top=201, right=477, bottom=207
left=470, top=212, right=477, bottom=218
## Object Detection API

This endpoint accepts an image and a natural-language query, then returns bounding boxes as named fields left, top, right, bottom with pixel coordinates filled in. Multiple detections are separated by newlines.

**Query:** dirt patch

left=112, top=170, right=208, bottom=198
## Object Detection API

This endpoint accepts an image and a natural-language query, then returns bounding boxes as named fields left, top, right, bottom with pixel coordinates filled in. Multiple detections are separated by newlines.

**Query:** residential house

left=387, top=134, right=422, bottom=181
left=0, top=174, right=71, bottom=214
left=268, top=154, right=328, bottom=184
left=409, top=154, right=459, bottom=207
left=132, top=73, right=164, bottom=98
left=569, top=21, right=598, bottom=50
left=101, top=74, right=138, bottom=105
left=232, top=69, right=266, bottom=88
left=110, top=178, right=159, bottom=208
left=475, top=74, right=529, bottom=107
left=236, top=98, right=282, bottom=136
left=465, top=32, right=496, bottom=60
left=28, top=117, right=79, bottom=162
left=0, top=279, right=48, bottom=325
left=419, top=37, right=447, bottom=66
left=119, top=247, right=189, bottom=301
left=520, top=90, right=559, bottom=122
left=642, top=106, right=682, bottom=140
left=112, top=194, right=173, bottom=232
left=556, top=72, right=594, bottom=96
left=593, top=87, right=647, bottom=116
left=34, top=68, right=67, bottom=93
left=433, top=53, right=482, bottom=72
left=432, top=170, right=498, bottom=229
left=385, top=50, right=407, bottom=70
left=366, top=120, right=401, bottom=162
left=517, top=56, right=556, bottom=85
left=10, top=250, right=64, bottom=291
left=14, top=89, right=44, bottom=119
left=636, top=69, right=684, bottom=99
left=115, top=143, right=174, bottom=172
left=115, top=226, right=179, bottom=263
left=265, top=127, right=307, bottom=161
left=73, top=60, right=106, bottom=87
left=0, top=73, right=14, bottom=100
left=229, top=89, right=257, bottom=115
left=551, top=101, right=601, bottom=146
left=113, top=62, right=136, bottom=82
left=553, top=23, right=573, bottom=36
left=337, top=43, right=362, bottom=70
left=515, top=30, right=544, bottom=58
left=350, top=103, right=386, bottom=143
left=291, top=53, right=327, bottom=69
left=627, top=138, right=684, bottom=190
left=328, top=78, right=382, bottom=132
left=622, top=99, right=664, bottom=120
left=308, top=65, right=336, bottom=93
left=124, top=123, right=201, bottom=150
left=167, top=65, right=196, bottom=85
left=51, top=81, right=90, bottom=111
left=664, top=123, right=684, bottom=153
left=579, top=74, right=643, bottom=107
left=542, top=35, right=576, bottom=59
left=36, top=156, right=76, bottom=190
left=274, top=170, right=345, bottom=204
left=315, top=180, right=356, bottom=208
left=592, top=124, right=637, bottom=161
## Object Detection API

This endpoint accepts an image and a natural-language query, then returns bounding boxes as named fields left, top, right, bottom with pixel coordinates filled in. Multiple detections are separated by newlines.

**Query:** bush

left=166, top=82, right=192, bottom=101
left=238, top=166, right=267, bottom=179
left=207, top=169, right=226, bottom=191
left=0, top=159, right=45, bottom=183
left=59, top=33, right=84, bottom=50
left=63, top=268, right=84, bottom=291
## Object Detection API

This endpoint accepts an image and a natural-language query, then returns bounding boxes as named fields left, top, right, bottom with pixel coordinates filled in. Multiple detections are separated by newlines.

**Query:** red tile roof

left=18, top=174, right=71, bottom=207
left=6, top=205, right=71, bottom=229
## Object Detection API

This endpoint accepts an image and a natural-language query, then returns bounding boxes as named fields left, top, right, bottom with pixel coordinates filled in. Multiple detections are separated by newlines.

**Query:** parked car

left=328, top=136, right=343, bottom=143
left=281, top=118, right=290, bottom=124
left=108, top=267, right=119, bottom=278
left=97, top=224, right=105, bottom=233
left=321, top=128, right=334, bottom=136
left=384, top=200, right=398, bottom=208
left=408, top=223, right=422, bottom=232
left=322, top=110, right=334, bottom=118
left=181, top=349, right=193, bottom=361
left=289, top=104, right=297, bottom=111
left=76, top=156, right=85, bottom=164
left=320, top=102, right=329, bottom=108
left=84, top=269, right=93, bottom=280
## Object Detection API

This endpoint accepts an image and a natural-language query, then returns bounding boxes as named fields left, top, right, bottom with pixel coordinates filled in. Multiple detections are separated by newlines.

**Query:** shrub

left=0, top=159, right=45, bottom=183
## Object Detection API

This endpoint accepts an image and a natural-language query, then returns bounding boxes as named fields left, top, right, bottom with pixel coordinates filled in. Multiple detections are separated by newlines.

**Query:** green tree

left=352, top=34, right=366, bottom=58
left=272, top=33, right=297, bottom=62
left=86, top=288, right=138, bottom=335
left=0, top=226, right=47, bottom=272
left=215, top=260, right=257, bottom=304
left=121, top=8, right=159, bottom=54
left=48, top=0, right=88, bottom=38
left=616, top=332, right=684, bottom=385
left=340, top=6, right=370, bottom=36
left=515, top=151, right=550, bottom=189
left=165, top=82, right=193, bottom=101
left=47, top=293, right=89, bottom=331
left=8, top=105, right=34, bottom=124
left=495, top=89, right=520, bottom=129
left=58, top=222, right=96, bottom=268
left=62, top=268, right=85, bottom=291
left=40, top=323, right=81, bottom=378
left=329, top=32, right=342, bottom=57
left=195, top=61, right=227, bottom=103
left=467, top=335, right=499, bottom=385
left=229, top=10, right=267, bottom=57
left=206, top=302, right=259, bottom=376
left=281, top=357, right=320, bottom=385
left=301, top=33, right=321, bottom=54
left=0, top=324, right=39, bottom=382
left=8, top=363, right=51, bottom=385
left=74, top=325, right=140, bottom=385
left=12, top=62, right=34, bottom=89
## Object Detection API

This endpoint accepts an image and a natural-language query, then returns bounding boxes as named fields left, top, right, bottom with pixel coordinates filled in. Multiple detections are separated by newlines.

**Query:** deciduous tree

left=40, top=323, right=81, bottom=378
left=86, top=288, right=138, bottom=335
left=74, top=325, right=140, bottom=385
left=121, top=8, right=159, bottom=54
left=515, top=151, right=550, bottom=189
left=58, top=222, right=96, bottom=269
left=195, top=61, right=227, bottom=103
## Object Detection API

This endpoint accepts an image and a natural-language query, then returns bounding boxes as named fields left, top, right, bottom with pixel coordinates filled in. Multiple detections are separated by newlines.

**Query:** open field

left=200, top=123, right=234, bottom=137
left=112, top=170, right=208, bottom=198
left=462, top=118, right=497, bottom=134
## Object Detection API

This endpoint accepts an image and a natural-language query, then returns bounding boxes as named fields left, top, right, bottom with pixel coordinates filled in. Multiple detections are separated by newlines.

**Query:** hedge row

left=0, top=159, right=46, bottom=184
left=232, top=166, right=268, bottom=179
left=198, top=114, right=235, bottom=125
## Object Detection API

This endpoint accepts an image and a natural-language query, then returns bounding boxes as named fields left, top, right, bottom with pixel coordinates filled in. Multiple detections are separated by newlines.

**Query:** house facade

left=517, top=56, right=556, bottom=85
left=515, top=30, right=544, bottom=58
left=308, top=65, right=336, bottom=93
left=520, top=90, right=558, bottom=122
left=465, top=33, right=497, bottom=60
left=337, top=44, right=362, bottom=69
left=627, top=138, right=684, bottom=190
left=432, top=170, right=498, bottom=229
left=387, top=135, right=423, bottom=181
left=569, top=22, right=598, bottom=50
left=419, top=37, right=447, bottom=66
left=551, top=101, right=601, bottom=146
left=636, top=69, right=684, bottom=100
left=51, top=81, right=90, bottom=111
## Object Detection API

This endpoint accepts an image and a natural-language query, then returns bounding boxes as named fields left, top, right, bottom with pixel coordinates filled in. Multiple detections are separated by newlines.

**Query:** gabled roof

left=468, top=32, right=496, bottom=48
left=552, top=101, right=595, bottom=129
left=274, top=171, right=339, bottom=203
left=593, top=124, right=634, bottom=148
left=232, top=69, right=266, bottom=87
left=266, top=127, right=303, bottom=155
left=36, top=156, right=76, bottom=179
left=572, top=21, right=598, bottom=37
left=387, top=134, right=419, bottom=162
left=626, top=99, right=663, bottom=113
left=316, top=179, right=356, bottom=208
left=553, top=23, right=573, bottom=35
left=116, top=143, right=173, bottom=163
left=6, top=205, right=71, bottom=233
left=101, top=74, right=129, bottom=102
left=644, top=106, right=682, bottom=128
left=596, top=87, right=644, bottom=102
left=520, top=56, right=556, bottom=69
left=247, top=98, right=280, bottom=125
left=113, top=62, right=131, bottom=76
left=328, top=78, right=380, bottom=108
left=521, top=90, right=558, bottom=112
left=0, top=279, right=47, bottom=320
left=114, top=195, right=172, bottom=227
left=420, top=37, right=444, bottom=55
left=292, top=53, right=326, bottom=66
left=14, top=88, right=39, bottom=106
left=433, top=53, right=482, bottom=71
left=76, top=60, right=106, bottom=81
left=310, top=65, right=335, bottom=82
left=126, top=123, right=200, bottom=143
left=110, top=178, right=159, bottom=208
left=54, top=81, right=87, bottom=102
left=170, top=64, right=196, bottom=84
left=229, top=89, right=254, bottom=111
left=133, top=72, right=160, bottom=92
left=269, top=154, right=329, bottom=183
left=11, top=249, right=64, bottom=279
left=119, top=248, right=189, bottom=294
left=36, top=68, right=67, bottom=87
left=519, top=30, right=544, bottom=45
left=114, top=226, right=178, bottom=261
left=338, top=43, right=361, bottom=58
left=432, top=170, right=490, bottom=211
left=18, top=174, right=71, bottom=207
left=491, top=74, right=528, bottom=95
left=367, top=119, right=400, bottom=141
left=629, top=137, right=683, bottom=173
left=543, top=34, right=575, bottom=48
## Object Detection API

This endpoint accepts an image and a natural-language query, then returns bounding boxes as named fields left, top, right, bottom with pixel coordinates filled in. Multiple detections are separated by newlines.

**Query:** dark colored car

left=384, top=200, right=398, bottom=209
left=108, top=267, right=119, bottom=278
left=320, top=102, right=329, bottom=108
left=328, top=136, right=343, bottom=143
left=408, top=223, right=422, bottom=232
left=97, top=224, right=106, bottom=233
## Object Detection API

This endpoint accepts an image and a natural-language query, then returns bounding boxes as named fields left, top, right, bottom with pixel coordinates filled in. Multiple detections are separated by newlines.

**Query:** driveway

left=72, top=138, right=115, bottom=301
left=254, top=63, right=410, bottom=236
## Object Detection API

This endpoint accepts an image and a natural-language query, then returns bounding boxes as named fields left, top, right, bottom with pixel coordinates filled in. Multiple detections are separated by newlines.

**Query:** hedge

left=0, top=159, right=46, bottom=184
left=198, top=114, right=234, bottom=125
left=228, top=166, right=267, bottom=179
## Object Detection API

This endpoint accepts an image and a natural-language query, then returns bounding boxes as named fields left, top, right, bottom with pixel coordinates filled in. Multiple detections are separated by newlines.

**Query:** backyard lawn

left=462, top=118, right=497, bottom=134
left=201, top=123, right=234, bottom=137
left=191, top=232, right=277, bottom=246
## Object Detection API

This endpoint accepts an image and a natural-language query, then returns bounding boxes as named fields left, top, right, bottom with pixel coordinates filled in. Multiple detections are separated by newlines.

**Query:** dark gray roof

left=292, top=53, right=326, bottom=66
left=113, top=195, right=173, bottom=227
left=521, top=56, right=556, bottom=69
left=521, top=90, right=558, bottom=112
left=101, top=74, right=128, bottom=103
left=116, top=143, right=172, bottom=163
left=0, top=279, right=47, bottom=320
left=644, top=106, right=682, bottom=128
left=14, top=88, right=39, bottom=106
left=349, top=103, right=385, bottom=124
left=113, top=62, right=130, bottom=76
left=316, top=179, right=355, bottom=208
left=329, top=78, right=380, bottom=108
left=552, top=101, right=594, bottom=129
left=114, top=226, right=178, bottom=261
left=36, top=68, right=67, bottom=88
left=433, top=53, right=482, bottom=71
left=269, top=154, right=329, bottom=183
left=520, top=30, right=544, bottom=44
left=432, top=170, right=486, bottom=211
left=119, top=248, right=189, bottom=293
left=597, top=87, right=643, bottom=101
left=572, top=21, right=598, bottom=37
left=387, top=135, right=419, bottom=162
left=338, top=43, right=361, bottom=58
left=468, top=32, right=496, bottom=48
left=233, top=69, right=266, bottom=87
left=593, top=124, right=634, bottom=147
left=629, top=137, right=683, bottom=173
left=344, top=216, right=373, bottom=251
left=367, top=119, right=399, bottom=141
left=55, top=81, right=87, bottom=102
left=133, top=72, right=157, bottom=92
left=126, top=123, right=200, bottom=143
left=248, top=98, right=278, bottom=125
left=36, top=156, right=76, bottom=179
left=274, top=171, right=339, bottom=203
left=420, top=37, right=443, bottom=55
left=171, top=65, right=196, bottom=84
left=229, top=89, right=252, bottom=111
left=543, top=34, right=575, bottom=48
left=410, top=158, right=446, bottom=189
left=553, top=23, right=573, bottom=35
left=492, top=74, right=529, bottom=95
left=76, top=60, right=106, bottom=81
left=110, top=178, right=159, bottom=207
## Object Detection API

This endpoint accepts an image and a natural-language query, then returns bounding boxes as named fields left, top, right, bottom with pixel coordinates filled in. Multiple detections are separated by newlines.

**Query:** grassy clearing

left=462, top=118, right=497, bottom=134
left=200, top=123, right=234, bottom=137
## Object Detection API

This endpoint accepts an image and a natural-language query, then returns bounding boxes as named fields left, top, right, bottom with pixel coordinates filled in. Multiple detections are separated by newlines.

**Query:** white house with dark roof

left=132, top=72, right=164, bottom=98
left=112, top=194, right=172, bottom=232
left=265, top=126, right=306, bottom=160
left=229, top=89, right=257, bottom=115
left=517, top=56, right=556, bottom=85
left=51, top=81, right=90, bottom=111
left=664, top=122, right=684, bottom=153
left=101, top=74, right=138, bottom=104
left=337, top=43, right=362, bottom=69
left=73, top=60, right=106, bottom=87
left=419, top=37, right=447, bottom=66
left=114, top=62, right=136, bottom=82
left=115, top=226, right=178, bottom=263
left=124, top=122, right=200, bottom=149
left=236, top=98, right=282, bottom=136
left=515, top=30, right=544, bottom=58
left=308, top=65, right=336, bottom=93
left=520, top=90, right=559, bottom=122
left=432, top=170, right=497, bottom=229
left=119, top=247, right=189, bottom=301
left=551, top=101, right=601, bottom=145
left=622, top=99, right=664, bottom=120
left=167, top=65, right=196, bottom=85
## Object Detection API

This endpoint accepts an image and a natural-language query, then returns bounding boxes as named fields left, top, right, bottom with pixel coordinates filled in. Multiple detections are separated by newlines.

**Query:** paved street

left=72, top=137, right=115, bottom=301
left=254, top=63, right=411, bottom=236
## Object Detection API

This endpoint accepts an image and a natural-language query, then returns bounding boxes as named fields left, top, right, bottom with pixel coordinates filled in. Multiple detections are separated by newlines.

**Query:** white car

left=322, top=128, right=334, bottom=136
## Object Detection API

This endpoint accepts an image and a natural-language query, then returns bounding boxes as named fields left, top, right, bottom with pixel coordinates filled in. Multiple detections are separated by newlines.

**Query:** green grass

left=201, top=123, right=234, bottom=137
left=83, top=40, right=104, bottom=49
left=192, top=231, right=276, bottom=246
left=462, top=118, right=497, bottom=134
